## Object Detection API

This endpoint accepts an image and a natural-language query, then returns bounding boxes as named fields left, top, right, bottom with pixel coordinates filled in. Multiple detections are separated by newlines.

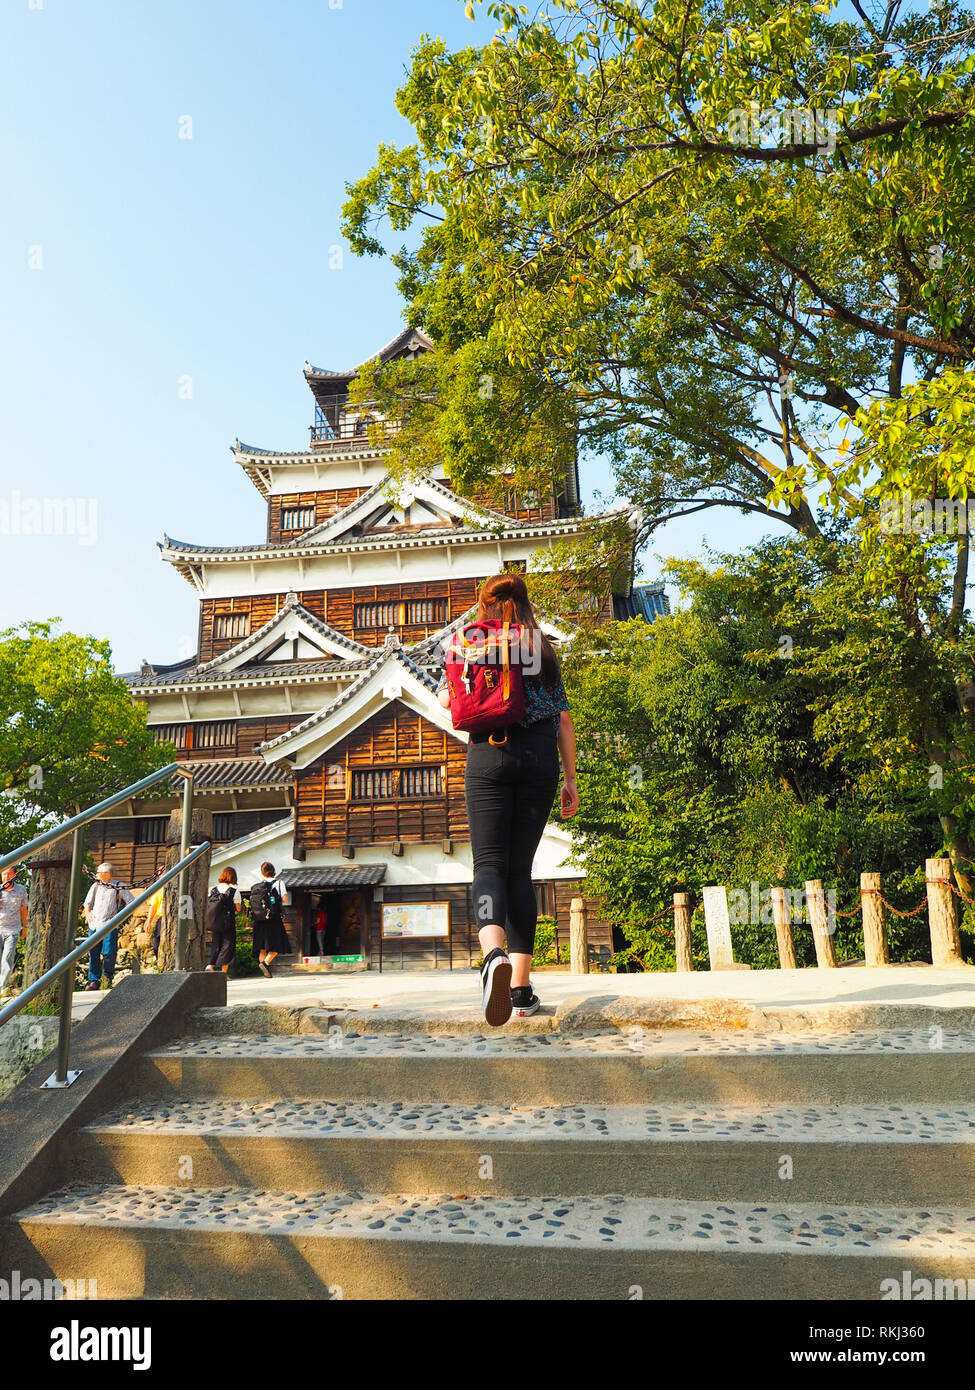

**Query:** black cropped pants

left=464, top=721, right=561, bottom=957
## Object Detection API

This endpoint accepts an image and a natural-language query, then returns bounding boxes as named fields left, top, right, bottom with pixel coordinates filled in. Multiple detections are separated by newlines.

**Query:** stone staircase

left=8, top=1017, right=975, bottom=1299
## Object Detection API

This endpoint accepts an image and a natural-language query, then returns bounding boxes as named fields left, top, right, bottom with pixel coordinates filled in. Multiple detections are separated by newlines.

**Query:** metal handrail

left=0, top=762, right=187, bottom=873
left=0, top=761, right=206, bottom=1088
left=0, top=843, right=210, bottom=1086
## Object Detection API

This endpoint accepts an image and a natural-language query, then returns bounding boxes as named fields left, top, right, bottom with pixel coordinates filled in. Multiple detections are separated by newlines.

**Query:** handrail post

left=50, top=825, right=85, bottom=1088
left=175, top=771, right=194, bottom=971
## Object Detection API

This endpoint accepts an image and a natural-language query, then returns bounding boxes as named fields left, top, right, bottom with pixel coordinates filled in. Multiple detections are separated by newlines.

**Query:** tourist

left=204, top=867, right=241, bottom=974
left=83, top=863, right=134, bottom=991
left=314, top=899, right=328, bottom=956
left=249, top=862, right=290, bottom=977
left=437, top=573, right=579, bottom=1026
left=0, top=866, right=29, bottom=998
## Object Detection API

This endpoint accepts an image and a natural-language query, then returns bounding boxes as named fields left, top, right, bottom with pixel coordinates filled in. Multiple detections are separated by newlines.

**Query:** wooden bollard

left=860, top=872, right=889, bottom=967
left=925, top=858, right=965, bottom=966
left=673, top=892, right=693, bottom=972
left=569, top=896, right=589, bottom=974
left=804, top=879, right=837, bottom=968
left=770, top=887, right=797, bottom=969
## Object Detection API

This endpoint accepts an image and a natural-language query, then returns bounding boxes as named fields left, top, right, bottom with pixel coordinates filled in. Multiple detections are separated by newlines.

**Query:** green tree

left=0, top=620, right=171, bottom=853
left=343, top=0, right=975, bottom=873
left=563, top=536, right=948, bottom=968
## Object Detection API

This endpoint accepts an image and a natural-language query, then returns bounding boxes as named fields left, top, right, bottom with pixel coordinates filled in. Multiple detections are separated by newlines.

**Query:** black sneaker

left=480, top=948, right=512, bottom=1027
left=511, top=985, right=540, bottom=1017
left=259, top=960, right=272, bottom=978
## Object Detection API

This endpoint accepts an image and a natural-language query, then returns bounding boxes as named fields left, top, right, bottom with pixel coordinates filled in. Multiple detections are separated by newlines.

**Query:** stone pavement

left=69, top=962, right=975, bottom=1031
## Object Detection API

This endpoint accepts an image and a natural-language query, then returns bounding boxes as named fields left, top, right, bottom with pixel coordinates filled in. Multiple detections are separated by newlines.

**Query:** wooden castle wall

left=267, top=487, right=370, bottom=545
left=198, top=579, right=480, bottom=661
left=146, top=714, right=304, bottom=760
left=294, top=705, right=469, bottom=851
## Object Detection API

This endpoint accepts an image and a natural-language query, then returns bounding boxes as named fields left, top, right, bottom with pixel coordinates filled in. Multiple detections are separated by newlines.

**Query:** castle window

left=135, top=817, right=168, bottom=845
left=351, top=766, right=444, bottom=799
left=281, top=506, right=315, bottom=531
left=151, top=724, right=187, bottom=749
left=354, top=599, right=448, bottom=628
left=212, top=814, right=235, bottom=840
left=502, top=559, right=527, bottom=573
left=352, top=769, right=397, bottom=800
left=400, top=766, right=443, bottom=797
left=194, top=721, right=237, bottom=750
left=214, top=613, right=249, bottom=641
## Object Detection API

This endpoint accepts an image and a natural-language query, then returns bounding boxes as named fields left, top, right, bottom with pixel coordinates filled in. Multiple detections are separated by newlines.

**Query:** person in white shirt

left=0, top=865, right=29, bottom=997
left=83, top=863, right=134, bottom=991
left=204, top=867, right=242, bottom=974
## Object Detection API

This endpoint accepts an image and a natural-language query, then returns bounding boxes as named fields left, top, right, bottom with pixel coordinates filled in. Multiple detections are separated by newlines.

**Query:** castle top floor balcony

left=310, top=394, right=402, bottom=451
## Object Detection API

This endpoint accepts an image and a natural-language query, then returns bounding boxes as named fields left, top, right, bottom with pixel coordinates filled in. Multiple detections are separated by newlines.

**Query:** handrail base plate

left=41, top=1070, right=82, bottom=1089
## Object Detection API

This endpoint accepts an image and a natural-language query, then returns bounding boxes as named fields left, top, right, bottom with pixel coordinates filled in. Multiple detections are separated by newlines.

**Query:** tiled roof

left=126, top=659, right=365, bottom=691
left=292, top=473, right=514, bottom=548
left=159, top=513, right=585, bottom=563
left=259, top=638, right=440, bottom=754
left=233, top=440, right=318, bottom=459
left=278, top=864, right=387, bottom=889
left=191, top=598, right=369, bottom=678
left=302, top=327, right=434, bottom=383
left=178, top=759, right=293, bottom=790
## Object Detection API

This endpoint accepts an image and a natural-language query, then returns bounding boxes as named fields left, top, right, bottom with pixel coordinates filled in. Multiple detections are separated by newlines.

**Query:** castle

left=92, top=328, right=666, bottom=969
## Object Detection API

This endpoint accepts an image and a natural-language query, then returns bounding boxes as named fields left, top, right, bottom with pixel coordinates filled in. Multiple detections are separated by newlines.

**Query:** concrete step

left=73, top=1098, right=975, bottom=1204
left=11, top=1182, right=975, bottom=1300
left=137, top=1028, right=975, bottom=1105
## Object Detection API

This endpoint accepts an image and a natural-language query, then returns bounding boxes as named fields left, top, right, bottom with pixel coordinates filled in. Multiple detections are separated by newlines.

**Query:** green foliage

left=562, top=535, right=961, bottom=966
left=343, top=5, right=975, bottom=913
left=532, top=915, right=562, bottom=964
left=231, top=912, right=261, bottom=978
left=343, top=0, right=975, bottom=549
left=0, top=621, right=172, bottom=855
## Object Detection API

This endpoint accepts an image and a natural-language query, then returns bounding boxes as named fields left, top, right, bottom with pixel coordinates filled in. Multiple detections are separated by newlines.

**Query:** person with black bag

left=204, top=867, right=241, bottom=974
left=249, top=861, right=290, bottom=978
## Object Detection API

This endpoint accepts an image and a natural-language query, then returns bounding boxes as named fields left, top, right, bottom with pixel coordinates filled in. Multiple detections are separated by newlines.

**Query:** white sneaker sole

left=481, top=955, right=513, bottom=1027
left=511, top=999, right=540, bottom=1017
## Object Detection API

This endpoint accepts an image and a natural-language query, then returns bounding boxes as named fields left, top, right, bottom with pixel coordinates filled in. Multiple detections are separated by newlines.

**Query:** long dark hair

left=477, top=573, right=560, bottom=685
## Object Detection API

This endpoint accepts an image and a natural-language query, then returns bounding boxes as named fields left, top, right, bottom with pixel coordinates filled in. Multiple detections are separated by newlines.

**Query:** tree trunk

left=157, top=807, right=212, bottom=972
left=24, top=832, right=79, bottom=1010
left=940, top=815, right=975, bottom=902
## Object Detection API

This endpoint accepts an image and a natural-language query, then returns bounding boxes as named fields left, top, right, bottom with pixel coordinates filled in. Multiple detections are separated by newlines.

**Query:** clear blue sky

left=1, top=0, right=791, bottom=673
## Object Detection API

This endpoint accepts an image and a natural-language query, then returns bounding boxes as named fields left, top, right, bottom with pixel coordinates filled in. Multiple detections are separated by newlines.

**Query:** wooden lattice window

left=194, top=721, right=236, bottom=750
left=214, top=612, right=249, bottom=641
left=151, top=724, right=187, bottom=749
left=135, top=817, right=168, bottom=845
left=354, top=599, right=448, bottom=628
left=351, top=766, right=444, bottom=800
left=281, top=506, right=315, bottom=531
left=400, top=766, right=443, bottom=797
left=351, top=769, right=398, bottom=800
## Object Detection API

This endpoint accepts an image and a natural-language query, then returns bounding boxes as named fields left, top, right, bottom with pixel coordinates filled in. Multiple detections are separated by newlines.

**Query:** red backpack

left=444, top=620, right=526, bottom=741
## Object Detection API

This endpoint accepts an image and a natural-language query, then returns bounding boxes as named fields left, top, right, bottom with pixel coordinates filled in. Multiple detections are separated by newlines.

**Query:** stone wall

left=0, top=1016, right=59, bottom=1102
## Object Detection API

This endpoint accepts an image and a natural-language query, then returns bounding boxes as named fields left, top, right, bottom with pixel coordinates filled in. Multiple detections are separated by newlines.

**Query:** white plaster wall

left=209, top=818, right=584, bottom=889
left=192, top=535, right=563, bottom=600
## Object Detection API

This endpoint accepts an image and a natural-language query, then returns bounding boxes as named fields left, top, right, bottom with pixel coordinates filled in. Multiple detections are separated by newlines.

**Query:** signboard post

left=381, top=902, right=450, bottom=939
left=702, top=885, right=738, bottom=971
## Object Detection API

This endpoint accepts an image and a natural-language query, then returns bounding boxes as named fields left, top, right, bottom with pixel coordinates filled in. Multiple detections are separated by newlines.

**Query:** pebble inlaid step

left=17, top=1183, right=975, bottom=1255
left=86, top=1097, right=975, bottom=1142
left=150, top=1027, right=975, bottom=1058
